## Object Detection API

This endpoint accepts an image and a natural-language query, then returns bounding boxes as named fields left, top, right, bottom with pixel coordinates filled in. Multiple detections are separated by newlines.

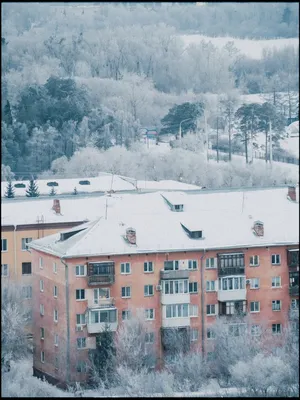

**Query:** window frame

left=77, top=337, right=87, bottom=349
left=144, top=261, right=154, bottom=273
left=207, top=328, right=216, bottom=340
left=1, top=263, right=9, bottom=277
left=54, top=309, right=58, bottom=323
left=206, top=280, right=216, bottom=292
left=40, top=327, right=45, bottom=340
left=22, top=262, right=32, bottom=275
left=75, top=265, right=86, bottom=277
left=189, top=304, right=198, bottom=317
left=250, top=277, right=260, bottom=289
left=40, top=304, right=44, bottom=316
left=205, top=257, right=216, bottom=269
left=76, top=289, right=85, bottom=300
left=121, top=286, right=131, bottom=298
left=53, top=262, right=57, bottom=274
left=122, top=310, right=131, bottom=320
left=249, top=255, right=260, bottom=267
left=189, top=281, right=198, bottom=293
left=272, top=323, right=282, bottom=335
left=250, top=301, right=260, bottom=313
left=41, top=351, right=45, bottom=363
left=39, top=257, right=43, bottom=269
left=191, top=328, right=199, bottom=341
left=54, top=333, right=59, bottom=347
left=145, top=332, right=155, bottom=344
left=271, top=254, right=281, bottom=265
left=272, top=300, right=281, bottom=311
left=145, top=308, right=155, bottom=320
left=1, top=238, right=8, bottom=252
left=206, top=304, right=216, bottom=316
left=121, top=262, right=131, bottom=274
left=53, top=285, right=58, bottom=298
left=144, top=284, right=154, bottom=297
left=40, top=279, right=44, bottom=292
left=188, top=260, right=198, bottom=270
left=21, top=237, right=32, bottom=251
left=76, top=314, right=86, bottom=325
left=271, top=276, right=281, bottom=288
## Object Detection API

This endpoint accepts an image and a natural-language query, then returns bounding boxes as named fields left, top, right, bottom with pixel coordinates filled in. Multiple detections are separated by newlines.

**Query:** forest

left=1, top=2, right=299, bottom=181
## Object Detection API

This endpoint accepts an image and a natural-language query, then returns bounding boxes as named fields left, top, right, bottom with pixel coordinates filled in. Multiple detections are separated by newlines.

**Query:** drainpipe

left=13, top=225, right=17, bottom=278
left=200, top=249, right=206, bottom=358
left=61, top=257, right=71, bottom=384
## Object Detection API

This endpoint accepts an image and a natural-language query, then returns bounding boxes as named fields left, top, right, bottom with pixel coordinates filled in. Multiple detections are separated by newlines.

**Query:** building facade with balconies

left=28, top=185, right=299, bottom=387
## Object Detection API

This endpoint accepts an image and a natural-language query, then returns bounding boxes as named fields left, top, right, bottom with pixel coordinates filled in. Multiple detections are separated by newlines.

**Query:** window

left=250, top=301, right=260, bottom=313
left=166, top=304, right=189, bottom=318
left=1, top=239, right=8, bottom=252
left=121, top=286, right=131, bottom=298
left=188, top=260, right=198, bottom=270
left=121, top=262, right=131, bottom=274
left=191, top=329, right=199, bottom=341
left=55, top=357, right=59, bottom=370
left=22, top=262, right=31, bottom=275
left=39, top=257, right=43, bottom=269
left=220, top=276, right=245, bottom=290
left=145, top=332, right=155, bottom=344
left=206, top=257, right=216, bottom=269
left=41, top=351, right=45, bottom=363
left=272, top=276, right=281, bottom=288
left=1, top=264, right=9, bottom=277
left=189, top=281, right=198, bottom=293
left=144, top=261, right=154, bottom=273
left=250, top=278, right=260, bottom=289
left=122, top=310, right=131, bottom=320
left=40, top=280, right=44, bottom=292
left=272, top=300, right=281, bottom=311
left=53, top=285, right=58, bottom=298
left=189, top=304, right=198, bottom=317
left=90, top=309, right=117, bottom=324
left=93, top=288, right=110, bottom=304
left=206, top=304, right=216, bottom=316
left=76, top=314, right=86, bottom=325
left=207, top=328, right=216, bottom=339
left=53, top=262, right=57, bottom=274
left=228, top=324, right=246, bottom=337
left=54, top=309, right=58, bottom=322
left=223, top=301, right=246, bottom=315
left=76, top=289, right=85, bottom=300
left=163, top=279, right=188, bottom=294
left=75, top=265, right=86, bottom=276
left=164, top=260, right=179, bottom=271
left=40, top=327, right=45, bottom=340
left=54, top=334, right=58, bottom=346
left=22, top=286, right=32, bottom=299
left=251, top=325, right=261, bottom=336
left=76, top=361, right=87, bottom=373
left=272, top=323, right=282, bottom=335
left=291, top=299, right=299, bottom=310
left=250, top=255, right=259, bottom=266
left=145, top=308, right=155, bottom=320
left=77, top=337, right=86, bottom=349
left=271, top=254, right=281, bottom=265
left=21, top=238, right=32, bottom=251
left=144, top=285, right=154, bottom=296
left=206, top=280, right=216, bottom=292
left=40, top=304, right=44, bottom=316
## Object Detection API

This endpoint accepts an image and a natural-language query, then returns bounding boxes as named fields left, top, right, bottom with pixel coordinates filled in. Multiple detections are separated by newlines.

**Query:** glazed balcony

left=160, top=269, right=189, bottom=280
left=87, top=262, right=115, bottom=286
left=218, top=253, right=245, bottom=276
left=287, top=250, right=299, bottom=268
left=289, top=285, right=299, bottom=296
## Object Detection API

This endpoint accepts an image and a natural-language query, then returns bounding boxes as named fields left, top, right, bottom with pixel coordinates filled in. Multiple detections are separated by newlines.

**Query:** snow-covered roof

left=28, top=187, right=299, bottom=257
left=161, top=192, right=187, bottom=206
left=1, top=175, right=200, bottom=197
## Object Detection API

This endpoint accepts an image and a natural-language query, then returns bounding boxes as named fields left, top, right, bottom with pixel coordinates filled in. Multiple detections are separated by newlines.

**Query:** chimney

left=126, top=227, right=136, bottom=245
left=52, top=199, right=61, bottom=215
left=253, top=221, right=264, bottom=237
left=288, top=185, right=296, bottom=201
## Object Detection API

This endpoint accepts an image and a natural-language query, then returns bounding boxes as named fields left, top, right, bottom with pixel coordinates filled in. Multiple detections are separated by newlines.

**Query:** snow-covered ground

left=180, top=34, right=299, bottom=59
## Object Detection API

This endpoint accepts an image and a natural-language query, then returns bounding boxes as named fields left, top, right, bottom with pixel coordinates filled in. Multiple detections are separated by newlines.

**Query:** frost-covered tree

left=4, top=180, right=15, bottom=198
left=25, top=178, right=39, bottom=197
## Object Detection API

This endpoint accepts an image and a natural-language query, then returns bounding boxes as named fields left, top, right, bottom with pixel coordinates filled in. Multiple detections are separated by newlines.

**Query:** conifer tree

left=73, top=187, right=78, bottom=195
left=25, top=179, right=39, bottom=197
left=49, top=187, right=56, bottom=196
left=4, top=180, right=15, bottom=198
left=3, top=100, right=13, bottom=126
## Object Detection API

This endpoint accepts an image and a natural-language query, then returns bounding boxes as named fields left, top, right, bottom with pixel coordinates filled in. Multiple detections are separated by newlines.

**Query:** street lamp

left=178, top=118, right=192, bottom=140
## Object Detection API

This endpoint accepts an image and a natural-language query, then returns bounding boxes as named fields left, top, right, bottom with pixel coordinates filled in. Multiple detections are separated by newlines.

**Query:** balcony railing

left=289, top=285, right=299, bottom=296
left=160, top=269, right=190, bottom=280
left=218, top=266, right=245, bottom=276
left=88, top=275, right=115, bottom=285
left=88, top=297, right=115, bottom=308
left=217, top=254, right=245, bottom=276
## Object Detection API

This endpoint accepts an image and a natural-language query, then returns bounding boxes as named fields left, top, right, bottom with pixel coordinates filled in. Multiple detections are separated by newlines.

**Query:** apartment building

left=28, top=186, right=299, bottom=387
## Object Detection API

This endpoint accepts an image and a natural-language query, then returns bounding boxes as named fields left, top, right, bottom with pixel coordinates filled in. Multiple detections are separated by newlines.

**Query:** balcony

left=289, top=285, right=299, bottom=296
left=161, top=293, right=190, bottom=305
left=218, top=289, right=246, bottom=302
left=86, top=308, right=118, bottom=334
left=87, top=262, right=115, bottom=286
left=160, top=269, right=189, bottom=280
left=87, top=297, right=115, bottom=309
left=287, top=250, right=299, bottom=268
left=162, top=316, right=190, bottom=328
left=217, top=254, right=245, bottom=277
left=219, top=300, right=247, bottom=317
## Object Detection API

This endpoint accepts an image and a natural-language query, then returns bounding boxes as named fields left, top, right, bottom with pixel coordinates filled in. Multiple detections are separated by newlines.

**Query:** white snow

left=28, top=187, right=299, bottom=258
left=180, top=35, right=299, bottom=59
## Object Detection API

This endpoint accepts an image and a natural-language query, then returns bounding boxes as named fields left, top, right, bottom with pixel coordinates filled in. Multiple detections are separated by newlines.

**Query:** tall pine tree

left=49, top=187, right=56, bottom=196
left=3, top=100, right=13, bottom=126
left=25, top=179, right=39, bottom=197
left=4, top=180, right=15, bottom=198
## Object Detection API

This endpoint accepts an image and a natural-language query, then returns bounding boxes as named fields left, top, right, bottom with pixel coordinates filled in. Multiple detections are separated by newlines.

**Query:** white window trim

left=75, top=265, right=86, bottom=277
left=53, top=286, right=58, bottom=298
left=205, top=257, right=217, bottom=269
left=41, top=351, right=45, bottom=363
left=272, top=324, right=282, bottom=335
left=121, top=287, right=131, bottom=298
left=1, top=264, right=9, bottom=277
left=122, top=310, right=131, bottom=320
left=249, top=255, right=260, bottom=267
left=21, top=238, right=32, bottom=251
left=53, top=262, right=57, bottom=274
left=1, top=239, right=8, bottom=252
left=250, top=278, right=260, bottom=289
left=188, top=260, right=198, bottom=270
left=207, top=304, right=217, bottom=316
left=40, top=280, right=44, bottom=292
left=144, top=285, right=154, bottom=297
left=145, top=308, right=155, bottom=320
left=120, top=262, right=131, bottom=275
left=271, top=254, right=281, bottom=265
left=250, top=301, right=260, bottom=313
left=76, top=289, right=86, bottom=301
left=40, top=304, right=44, bottom=316
left=206, top=280, right=216, bottom=292
left=40, top=328, right=45, bottom=340
left=191, top=329, right=199, bottom=341
left=189, top=304, right=198, bottom=317
left=271, top=277, right=281, bottom=288
left=272, top=300, right=282, bottom=311
left=54, top=334, right=59, bottom=347
left=144, top=261, right=154, bottom=273
left=166, top=304, right=190, bottom=319
left=39, top=257, right=43, bottom=269
left=54, top=310, right=58, bottom=323
left=77, top=338, right=87, bottom=349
